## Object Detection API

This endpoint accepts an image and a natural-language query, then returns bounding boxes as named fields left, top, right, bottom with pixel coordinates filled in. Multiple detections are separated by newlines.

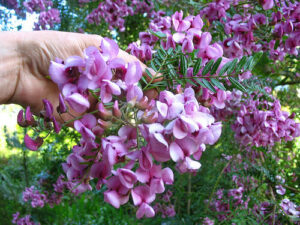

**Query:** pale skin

left=0, top=31, right=157, bottom=122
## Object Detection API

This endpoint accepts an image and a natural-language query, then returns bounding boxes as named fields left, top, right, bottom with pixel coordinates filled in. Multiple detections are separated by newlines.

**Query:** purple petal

left=58, top=94, right=67, bottom=113
left=49, top=61, right=68, bottom=85
left=65, top=56, right=85, bottom=68
left=136, top=168, right=150, bottom=183
left=185, top=157, right=201, bottom=170
left=17, top=109, right=26, bottom=127
left=161, top=167, right=174, bottom=184
left=66, top=93, right=90, bottom=113
left=173, top=119, right=188, bottom=139
left=173, top=32, right=185, bottom=43
left=199, top=32, right=212, bottom=50
left=24, top=134, right=43, bottom=151
left=104, top=190, right=121, bottom=208
left=126, top=84, right=143, bottom=102
left=192, top=15, right=203, bottom=29
left=156, top=101, right=168, bottom=118
left=139, top=150, right=153, bottom=171
left=101, top=38, right=119, bottom=60
left=136, top=203, right=155, bottom=219
left=170, top=142, right=184, bottom=162
left=81, top=114, right=97, bottom=129
left=125, top=62, right=142, bottom=86
left=117, top=168, right=137, bottom=189
left=178, top=20, right=191, bottom=32
left=42, top=99, right=53, bottom=119
left=52, top=117, right=61, bottom=133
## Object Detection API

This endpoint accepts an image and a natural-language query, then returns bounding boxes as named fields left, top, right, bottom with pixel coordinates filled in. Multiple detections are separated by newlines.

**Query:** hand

left=0, top=31, right=154, bottom=121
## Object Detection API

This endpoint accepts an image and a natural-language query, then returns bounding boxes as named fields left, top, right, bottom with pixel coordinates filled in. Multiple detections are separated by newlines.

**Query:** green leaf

left=219, top=60, right=231, bottom=76
left=145, top=68, right=153, bottom=79
left=244, top=56, right=253, bottom=71
left=193, top=58, right=202, bottom=76
left=157, top=49, right=165, bottom=60
left=227, top=58, right=238, bottom=75
left=149, top=30, right=166, bottom=38
left=151, top=60, right=158, bottom=72
left=210, top=58, right=222, bottom=75
left=228, top=77, right=247, bottom=92
left=180, top=55, right=188, bottom=76
left=140, top=75, right=147, bottom=85
left=159, top=44, right=167, bottom=55
left=186, top=79, right=197, bottom=86
left=202, top=59, right=215, bottom=75
left=195, top=78, right=206, bottom=88
left=235, top=56, right=247, bottom=73
left=249, top=52, right=263, bottom=70
left=210, top=78, right=226, bottom=91
left=167, top=48, right=174, bottom=55
left=202, top=79, right=216, bottom=93
left=154, top=58, right=162, bottom=67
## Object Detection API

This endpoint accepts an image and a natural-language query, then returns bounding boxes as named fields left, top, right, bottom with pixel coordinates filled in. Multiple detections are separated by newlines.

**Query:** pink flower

left=172, top=11, right=191, bottom=32
left=24, top=135, right=43, bottom=151
left=261, top=0, right=274, bottom=10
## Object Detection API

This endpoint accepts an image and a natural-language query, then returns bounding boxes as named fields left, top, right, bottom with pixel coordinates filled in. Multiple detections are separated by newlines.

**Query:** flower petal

left=24, top=134, right=43, bottom=151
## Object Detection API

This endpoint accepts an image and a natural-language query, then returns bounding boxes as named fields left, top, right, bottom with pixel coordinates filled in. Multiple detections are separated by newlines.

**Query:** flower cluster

left=280, top=199, right=300, bottom=217
left=12, top=212, right=38, bottom=225
left=130, top=10, right=226, bottom=64
left=232, top=92, right=300, bottom=147
left=85, top=0, right=154, bottom=32
left=201, top=0, right=300, bottom=61
left=14, top=35, right=222, bottom=219
left=23, top=0, right=60, bottom=30
left=22, top=186, right=48, bottom=208
left=153, top=190, right=176, bottom=218
left=23, top=0, right=53, bottom=13
left=17, top=99, right=61, bottom=151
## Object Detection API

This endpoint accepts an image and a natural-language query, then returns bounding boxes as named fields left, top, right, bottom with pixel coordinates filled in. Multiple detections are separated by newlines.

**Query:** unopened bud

left=113, top=100, right=122, bottom=118
left=57, top=93, right=67, bottom=114
left=24, top=107, right=37, bottom=126
left=136, top=96, right=149, bottom=110
left=98, top=103, right=112, bottom=121
left=98, top=119, right=112, bottom=130
left=17, top=110, right=27, bottom=127
left=176, top=85, right=183, bottom=94
left=141, top=111, right=158, bottom=124
left=128, top=97, right=137, bottom=108
left=92, top=126, right=104, bottom=137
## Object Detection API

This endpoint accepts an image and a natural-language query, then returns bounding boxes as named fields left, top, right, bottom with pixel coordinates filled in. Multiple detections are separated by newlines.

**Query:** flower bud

left=98, top=119, right=112, bottom=130
left=128, top=96, right=137, bottom=108
left=17, top=109, right=27, bottom=127
left=24, top=134, right=43, bottom=151
left=113, top=100, right=122, bottom=118
left=25, top=106, right=37, bottom=126
left=42, top=99, right=54, bottom=119
left=98, top=103, right=112, bottom=121
left=136, top=96, right=149, bottom=110
left=141, top=111, right=158, bottom=124
left=57, top=93, right=67, bottom=114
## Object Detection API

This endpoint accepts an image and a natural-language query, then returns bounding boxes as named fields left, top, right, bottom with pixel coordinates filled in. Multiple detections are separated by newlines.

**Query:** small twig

left=205, top=156, right=234, bottom=213
left=187, top=173, right=191, bottom=215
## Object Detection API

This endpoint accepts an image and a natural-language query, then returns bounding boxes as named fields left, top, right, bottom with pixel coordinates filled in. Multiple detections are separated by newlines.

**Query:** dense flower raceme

left=128, top=10, right=226, bottom=64
left=85, top=0, right=154, bottom=32
left=199, top=0, right=300, bottom=61
left=232, top=90, right=300, bottom=147
left=22, top=175, right=70, bottom=209
left=16, top=37, right=222, bottom=218
left=12, top=212, right=39, bottom=225
left=22, top=0, right=60, bottom=30
left=206, top=152, right=300, bottom=224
